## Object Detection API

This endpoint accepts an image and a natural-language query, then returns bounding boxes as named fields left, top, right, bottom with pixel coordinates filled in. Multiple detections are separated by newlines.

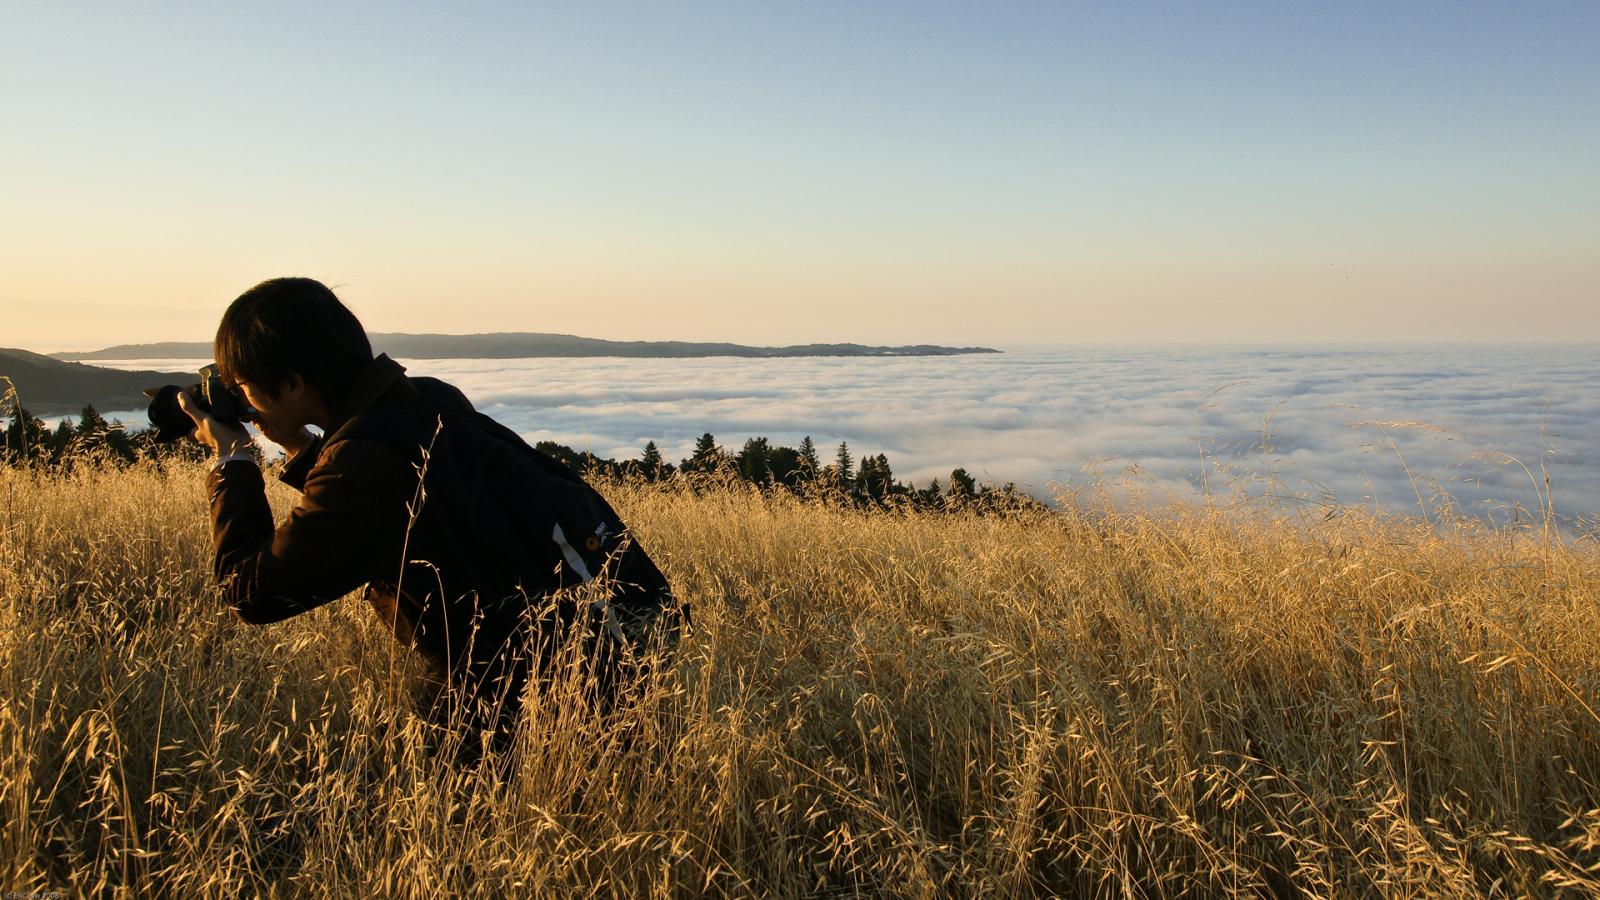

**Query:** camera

left=144, top=365, right=251, bottom=443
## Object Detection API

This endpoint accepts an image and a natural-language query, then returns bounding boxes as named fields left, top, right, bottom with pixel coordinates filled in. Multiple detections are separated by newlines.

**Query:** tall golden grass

left=1, top=458, right=1597, bottom=897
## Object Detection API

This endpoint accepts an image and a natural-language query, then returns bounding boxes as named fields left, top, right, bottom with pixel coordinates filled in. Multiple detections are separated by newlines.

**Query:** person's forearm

left=209, top=463, right=273, bottom=570
left=208, top=462, right=340, bottom=623
left=205, top=439, right=411, bottom=624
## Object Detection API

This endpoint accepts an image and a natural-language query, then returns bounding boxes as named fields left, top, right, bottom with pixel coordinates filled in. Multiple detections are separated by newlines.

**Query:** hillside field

left=1, top=460, right=1597, bottom=897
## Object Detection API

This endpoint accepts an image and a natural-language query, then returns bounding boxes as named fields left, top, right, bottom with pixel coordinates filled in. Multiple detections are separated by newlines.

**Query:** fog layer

left=95, top=346, right=1600, bottom=522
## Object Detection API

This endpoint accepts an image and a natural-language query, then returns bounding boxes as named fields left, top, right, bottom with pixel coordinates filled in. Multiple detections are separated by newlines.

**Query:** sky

left=2, top=2, right=1597, bottom=349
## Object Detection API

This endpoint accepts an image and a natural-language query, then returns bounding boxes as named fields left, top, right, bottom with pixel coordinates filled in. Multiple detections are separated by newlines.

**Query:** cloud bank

left=94, top=346, right=1600, bottom=523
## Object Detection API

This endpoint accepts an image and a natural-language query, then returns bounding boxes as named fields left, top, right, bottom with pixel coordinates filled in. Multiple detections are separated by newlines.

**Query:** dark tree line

left=536, top=432, right=1045, bottom=513
left=2, top=407, right=1042, bottom=512
left=1, top=402, right=211, bottom=468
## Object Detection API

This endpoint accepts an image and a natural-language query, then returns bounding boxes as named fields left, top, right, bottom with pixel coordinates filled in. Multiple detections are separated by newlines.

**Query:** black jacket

left=207, top=354, right=673, bottom=694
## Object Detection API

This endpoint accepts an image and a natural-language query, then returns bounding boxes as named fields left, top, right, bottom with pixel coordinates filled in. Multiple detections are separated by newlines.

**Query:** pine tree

left=47, top=419, right=76, bottom=464
left=798, top=436, right=820, bottom=476
left=834, top=441, right=853, bottom=489
left=858, top=452, right=893, bottom=500
left=948, top=467, right=976, bottom=505
left=77, top=404, right=109, bottom=438
left=767, top=445, right=802, bottom=486
left=535, top=440, right=582, bottom=470
left=639, top=440, right=664, bottom=480
left=682, top=432, right=722, bottom=475
left=3, top=404, right=48, bottom=463
left=854, top=453, right=874, bottom=494
left=73, top=404, right=116, bottom=458
left=736, top=437, right=771, bottom=483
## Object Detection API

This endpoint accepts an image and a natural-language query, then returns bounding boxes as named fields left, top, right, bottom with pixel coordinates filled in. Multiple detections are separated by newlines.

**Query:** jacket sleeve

left=207, top=439, right=420, bottom=624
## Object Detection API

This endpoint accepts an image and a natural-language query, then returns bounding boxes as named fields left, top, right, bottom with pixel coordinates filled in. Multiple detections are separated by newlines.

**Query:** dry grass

left=1, top=459, right=1597, bottom=898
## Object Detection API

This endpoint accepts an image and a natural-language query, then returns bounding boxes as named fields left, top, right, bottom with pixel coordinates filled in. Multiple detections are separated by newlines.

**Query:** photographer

left=178, top=277, right=681, bottom=769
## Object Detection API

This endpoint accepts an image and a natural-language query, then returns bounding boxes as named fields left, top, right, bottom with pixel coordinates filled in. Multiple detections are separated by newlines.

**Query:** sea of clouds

left=94, top=345, right=1600, bottom=524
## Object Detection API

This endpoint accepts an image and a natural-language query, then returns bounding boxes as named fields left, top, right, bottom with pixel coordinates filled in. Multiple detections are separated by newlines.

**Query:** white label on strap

left=551, top=523, right=595, bottom=582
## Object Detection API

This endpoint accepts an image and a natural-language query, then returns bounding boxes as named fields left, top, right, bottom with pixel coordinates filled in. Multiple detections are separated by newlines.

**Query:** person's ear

left=282, top=373, right=330, bottom=422
left=282, top=372, right=307, bottom=401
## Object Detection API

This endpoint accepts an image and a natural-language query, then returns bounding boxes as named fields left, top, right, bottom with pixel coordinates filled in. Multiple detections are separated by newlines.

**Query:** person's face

left=235, top=376, right=319, bottom=447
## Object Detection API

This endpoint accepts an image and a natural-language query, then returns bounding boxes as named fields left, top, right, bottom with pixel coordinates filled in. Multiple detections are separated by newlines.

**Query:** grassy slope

left=1, top=461, right=1597, bottom=897
left=0, top=349, right=193, bottom=418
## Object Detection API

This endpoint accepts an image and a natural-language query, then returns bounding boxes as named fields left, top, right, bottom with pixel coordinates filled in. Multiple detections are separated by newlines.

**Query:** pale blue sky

left=3, top=2, right=1596, bottom=348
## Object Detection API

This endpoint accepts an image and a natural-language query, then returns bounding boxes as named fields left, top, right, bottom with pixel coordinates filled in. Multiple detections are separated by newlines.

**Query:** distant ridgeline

left=51, top=333, right=1001, bottom=360
left=11, top=341, right=996, bottom=416
left=0, top=347, right=194, bottom=417
left=2, top=405, right=1040, bottom=513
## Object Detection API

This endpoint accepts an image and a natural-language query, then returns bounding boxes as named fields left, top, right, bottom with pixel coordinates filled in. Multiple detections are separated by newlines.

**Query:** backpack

left=348, top=376, right=687, bottom=664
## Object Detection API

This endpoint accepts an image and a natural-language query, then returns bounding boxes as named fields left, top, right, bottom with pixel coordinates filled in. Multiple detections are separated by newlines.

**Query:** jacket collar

left=325, top=353, right=408, bottom=435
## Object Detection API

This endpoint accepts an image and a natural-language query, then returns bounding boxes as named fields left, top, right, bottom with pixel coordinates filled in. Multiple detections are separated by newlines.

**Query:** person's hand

left=177, top=390, right=254, bottom=458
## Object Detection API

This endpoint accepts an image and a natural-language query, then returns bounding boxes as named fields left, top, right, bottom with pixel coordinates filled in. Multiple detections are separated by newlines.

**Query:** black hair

left=214, top=278, right=373, bottom=405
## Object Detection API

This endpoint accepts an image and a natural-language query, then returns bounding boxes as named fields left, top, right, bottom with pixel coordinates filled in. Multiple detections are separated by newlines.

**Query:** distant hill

left=0, top=349, right=192, bottom=418
left=50, top=333, right=1001, bottom=360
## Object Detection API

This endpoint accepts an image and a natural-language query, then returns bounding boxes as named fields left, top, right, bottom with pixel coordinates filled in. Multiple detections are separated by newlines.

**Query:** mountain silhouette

left=51, top=332, right=1000, bottom=360
left=0, top=349, right=193, bottom=417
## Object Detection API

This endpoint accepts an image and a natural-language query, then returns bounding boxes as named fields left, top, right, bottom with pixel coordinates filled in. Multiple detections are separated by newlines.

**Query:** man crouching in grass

left=179, top=276, right=684, bottom=771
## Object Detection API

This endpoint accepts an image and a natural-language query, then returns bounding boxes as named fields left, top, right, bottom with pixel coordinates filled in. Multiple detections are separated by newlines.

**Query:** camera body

left=145, top=365, right=251, bottom=443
